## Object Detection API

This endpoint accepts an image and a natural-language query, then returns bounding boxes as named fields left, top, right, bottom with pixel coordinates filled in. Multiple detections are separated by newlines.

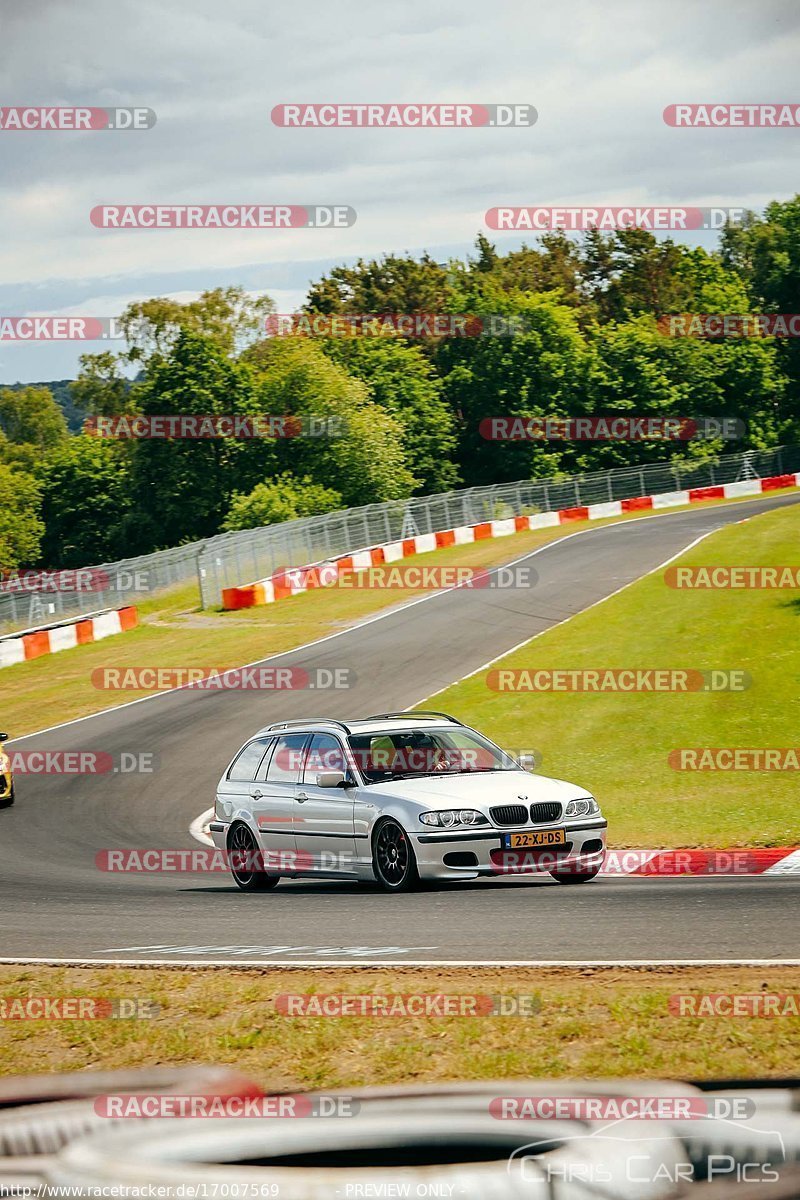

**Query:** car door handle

left=250, top=789, right=264, bottom=800
left=296, top=792, right=309, bottom=802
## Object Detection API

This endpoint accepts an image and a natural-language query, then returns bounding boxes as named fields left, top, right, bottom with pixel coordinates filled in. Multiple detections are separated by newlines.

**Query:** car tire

left=227, top=822, right=280, bottom=892
left=372, top=818, right=419, bottom=893
left=550, top=866, right=601, bottom=884
left=0, top=785, right=13, bottom=808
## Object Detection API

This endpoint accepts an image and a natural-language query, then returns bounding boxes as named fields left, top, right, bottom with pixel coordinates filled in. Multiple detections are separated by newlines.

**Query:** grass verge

left=1, top=490, right=795, bottom=738
left=419, top=502, right=800, bottom=848
left=0, top=965, right=797, bottom=1087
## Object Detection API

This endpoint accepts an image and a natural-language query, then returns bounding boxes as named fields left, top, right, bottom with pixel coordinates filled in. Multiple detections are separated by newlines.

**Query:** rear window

left=227, top=738, right=273, bottom=782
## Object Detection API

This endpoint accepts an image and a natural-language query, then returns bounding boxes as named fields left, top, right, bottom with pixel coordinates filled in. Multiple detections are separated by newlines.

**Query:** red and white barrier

left=0, top=606, right=138, bottom=670
left=222, top=472, right=800, bottom=610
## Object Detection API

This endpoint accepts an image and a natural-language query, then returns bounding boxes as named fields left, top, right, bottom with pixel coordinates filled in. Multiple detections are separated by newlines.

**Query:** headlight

left=0, top=756, right=8, bottom=771
left=565, top=798, right=600, bottom=817
left=419, top=809, right=489, bottom=828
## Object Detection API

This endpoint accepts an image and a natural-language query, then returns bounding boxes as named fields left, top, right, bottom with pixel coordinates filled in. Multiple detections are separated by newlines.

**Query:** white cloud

left=1, top=0, right=798, bottom=380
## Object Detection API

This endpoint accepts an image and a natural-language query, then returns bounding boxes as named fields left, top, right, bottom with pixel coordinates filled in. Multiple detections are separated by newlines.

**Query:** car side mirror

left=517, top=753, right=536, bottom=772
left=0, top=733, right=8, bottom=742
left=316, top=770, right=348, bottom=788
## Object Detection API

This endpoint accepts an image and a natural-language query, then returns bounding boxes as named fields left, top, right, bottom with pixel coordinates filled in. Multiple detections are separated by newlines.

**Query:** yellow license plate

left=502, top=829, right=567, bottom=849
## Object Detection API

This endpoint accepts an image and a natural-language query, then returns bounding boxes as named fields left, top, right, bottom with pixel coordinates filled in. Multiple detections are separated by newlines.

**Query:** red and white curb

left=0, top=606, right=138, bottom=670
left=600, top=847, right=800, bottom=876
left=222, top=473, right=800, bottom=609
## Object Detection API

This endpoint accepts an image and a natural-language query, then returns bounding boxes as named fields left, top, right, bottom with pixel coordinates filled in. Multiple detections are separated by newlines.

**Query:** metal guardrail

left=1, top=445, right=797, bottom=632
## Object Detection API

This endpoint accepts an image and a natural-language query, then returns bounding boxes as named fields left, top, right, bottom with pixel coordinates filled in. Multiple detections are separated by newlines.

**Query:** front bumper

left=411, top=819, right=608, bottom=878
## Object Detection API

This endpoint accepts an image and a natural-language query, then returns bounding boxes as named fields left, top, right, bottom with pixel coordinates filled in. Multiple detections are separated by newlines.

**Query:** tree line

left=1, top=194, right=799, bottom=572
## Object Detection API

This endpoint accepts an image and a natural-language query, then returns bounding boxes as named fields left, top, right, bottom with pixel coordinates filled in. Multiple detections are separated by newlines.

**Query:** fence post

left=196, top=548, right=208, bottom=610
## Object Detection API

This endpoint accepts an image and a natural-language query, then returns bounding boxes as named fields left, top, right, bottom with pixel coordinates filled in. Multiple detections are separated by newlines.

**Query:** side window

left=266, top=733, right=309, bottom=784
left=228, top=738, right=272, bottom=783
left=304, top=733, right=346, bottom=782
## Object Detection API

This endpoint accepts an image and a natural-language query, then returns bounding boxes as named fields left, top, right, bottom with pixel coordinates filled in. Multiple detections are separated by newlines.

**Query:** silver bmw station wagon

left=210, top=712, right=607, bottom=892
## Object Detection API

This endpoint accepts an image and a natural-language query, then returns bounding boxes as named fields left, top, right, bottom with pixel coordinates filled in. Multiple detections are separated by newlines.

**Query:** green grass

left=420, top=503, right=800, bottom=848
left=0, top=966, right=797, bottom=1085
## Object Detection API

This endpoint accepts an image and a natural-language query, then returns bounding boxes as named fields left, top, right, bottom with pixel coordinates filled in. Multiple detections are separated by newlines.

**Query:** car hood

left=365, top=770, right=592, bottom=809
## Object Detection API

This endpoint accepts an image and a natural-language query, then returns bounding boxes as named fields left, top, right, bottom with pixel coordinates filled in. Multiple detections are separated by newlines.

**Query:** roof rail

left=265, top=718, right=353, bottom=734
left=361, top=710, right=464, bottom=726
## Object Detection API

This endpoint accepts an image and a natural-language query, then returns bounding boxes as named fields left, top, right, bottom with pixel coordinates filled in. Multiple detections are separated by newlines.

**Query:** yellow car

left=0, top=733, right=13, bottom=806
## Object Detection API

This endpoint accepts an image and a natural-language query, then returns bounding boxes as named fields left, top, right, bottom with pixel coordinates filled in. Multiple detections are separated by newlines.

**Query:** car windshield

left=348, top=727, right=519, bottom=784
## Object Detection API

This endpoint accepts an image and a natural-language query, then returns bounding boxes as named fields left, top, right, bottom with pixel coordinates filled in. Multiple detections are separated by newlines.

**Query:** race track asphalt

left=2, top=493, right=799, bottom=965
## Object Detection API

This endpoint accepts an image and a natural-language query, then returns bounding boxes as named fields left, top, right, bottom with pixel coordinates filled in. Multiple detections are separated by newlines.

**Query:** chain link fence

left=197, top=444, right=799, bottom=607
left=0, top=542, right=202, bottom=636
left=2, top=444, right=797, bottom=634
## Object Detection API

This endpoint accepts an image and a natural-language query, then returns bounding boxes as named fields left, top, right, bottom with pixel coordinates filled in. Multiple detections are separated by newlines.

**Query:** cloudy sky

left=1, top=0, right=798, bottom=382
